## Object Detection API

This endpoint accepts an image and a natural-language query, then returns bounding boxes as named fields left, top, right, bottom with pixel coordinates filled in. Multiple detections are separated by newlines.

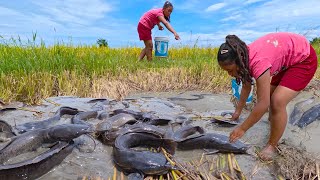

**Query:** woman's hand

left=158, top=25, right=164, bottom=30
left=231, top=110, right=241, bottom=121
left=174, top=33, right=180, bottom=40
left=229, top=125, right=246, bottom=143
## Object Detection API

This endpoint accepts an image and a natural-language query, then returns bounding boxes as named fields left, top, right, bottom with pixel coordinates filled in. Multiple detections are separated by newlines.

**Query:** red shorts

left=137, top=23, right=152, bottom=41
left=271, top=45, right=318, bottom=91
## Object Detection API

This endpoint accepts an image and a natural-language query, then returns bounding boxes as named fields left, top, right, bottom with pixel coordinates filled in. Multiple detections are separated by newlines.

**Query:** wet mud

left=0, top=89, right=319, bottom=179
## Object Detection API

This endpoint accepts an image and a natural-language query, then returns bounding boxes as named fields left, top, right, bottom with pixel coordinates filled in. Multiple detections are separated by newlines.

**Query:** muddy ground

left=0, top=88, right=319, bottom=180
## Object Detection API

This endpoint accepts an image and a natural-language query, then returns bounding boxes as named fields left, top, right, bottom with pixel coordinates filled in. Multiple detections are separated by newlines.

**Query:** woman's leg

left=144, top=40, right=153, bottom=61
left=139, top=48, right=146, bottom=60
left=268, top=85, right=277, bottom=121
left=137, top=23, right=152, bottom=61
left=259, top=85, right=299, bottom=160
left=260, top=44, right=318, bottom=160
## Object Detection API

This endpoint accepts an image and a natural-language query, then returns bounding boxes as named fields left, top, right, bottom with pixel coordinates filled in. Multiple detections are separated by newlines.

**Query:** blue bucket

left=154, top=37, right=169, bottom=57
left=231, top=79, right=253, bottom=103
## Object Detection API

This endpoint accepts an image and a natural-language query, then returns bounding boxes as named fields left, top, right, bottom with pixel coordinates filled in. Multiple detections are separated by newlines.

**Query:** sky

left=0, top=0, right=319, bottom=47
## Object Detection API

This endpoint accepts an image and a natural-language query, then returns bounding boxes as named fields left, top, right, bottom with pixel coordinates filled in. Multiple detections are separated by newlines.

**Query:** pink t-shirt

left=248, top=32, right=310, bottom=79
left=139, top=8, right=164, bottom=30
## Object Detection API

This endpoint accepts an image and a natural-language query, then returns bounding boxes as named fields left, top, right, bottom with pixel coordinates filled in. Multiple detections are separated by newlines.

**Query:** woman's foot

left=258, top=144, right=277, bottom=161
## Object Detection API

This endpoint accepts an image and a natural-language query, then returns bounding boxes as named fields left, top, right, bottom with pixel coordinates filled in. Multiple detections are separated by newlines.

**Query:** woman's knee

left=270, top=96, right=287, bottom=112
left=146, top=47, right=153, bottom=52
left=146, top=44, right=153, bottom=51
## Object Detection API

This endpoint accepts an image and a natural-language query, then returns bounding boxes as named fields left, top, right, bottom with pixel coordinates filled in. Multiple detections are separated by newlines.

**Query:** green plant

left=97, top=38, right=108, bottom=47
left=310, top=37, right=320, bottom=45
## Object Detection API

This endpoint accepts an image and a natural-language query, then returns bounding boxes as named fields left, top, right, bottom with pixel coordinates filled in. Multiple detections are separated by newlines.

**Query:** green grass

left=0, top=40, right=319, bottom=104
left=0, top=44, right=217, bottom=75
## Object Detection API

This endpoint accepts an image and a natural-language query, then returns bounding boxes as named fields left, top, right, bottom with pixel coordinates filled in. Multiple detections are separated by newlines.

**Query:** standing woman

left=217, top=32, right=318, bottom=160
left=137, top=1, right=180, bottom=61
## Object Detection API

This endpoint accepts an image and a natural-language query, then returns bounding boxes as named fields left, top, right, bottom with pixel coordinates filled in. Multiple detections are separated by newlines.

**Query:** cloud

left=245, top=0, right=266, bottom=4
left=0, top=0, right=319, bottom=47
left=221, top=14, right=242, bottom=22
left=31, top=0, right=113, bottom=25
left=0, top=1, right=134, bottom=46
left=175, top=1, right=227, bottom=14
left=205, top=3, right=227, bottom=12
left=231, top=0, right=320, bottom=28
left=0, top=5, right=62, bottom=39
left=214, top=0, right=320, bottom=41
left=0, top=6, right=22, bottom=16
left=169, top=28, right=271, bottom=47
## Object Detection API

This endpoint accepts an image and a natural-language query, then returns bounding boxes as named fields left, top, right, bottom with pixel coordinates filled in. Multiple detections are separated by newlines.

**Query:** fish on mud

left=97, top=111, right=109, bottom=120
left=146, top=118, right=173, bottom=126
left=87, top=98, right=112, bottom=111
left=177, top=133, right=248, bottom=154
left=174, top=115, right=192, bottom=126
left=15, top=106, right=79, bottom=134
left=0, top=108, right=17, bottom=113
left=87, top=98, right=109, bottom=104
left=289, top=97, right=315, bottom=125
left=210, top=116, right=240, bottom=126
left=296, top=104, right=320, bottom=128
left=108, top=113, right=137, bottom=128
left=112, top=110, right=174, bottom=126
left=113, top=131, right=176, bottom=175
left=112, top=109, right=144, bottom=120
left=98, top=123, right=166, bottom=146
left=112, top=109, right=155, bottom=122
left=95, top=121, right=112, bottom=133
left=171, top=125, right=205, bottom=142
left=0, top=141, right=76, bottom=180
left=71, top=110, right=98, bottom=125
left=96, top=113, right=137, bottom=133
left=0, top=124, right=93, bottom=164
left=0, top=120, right=16, bottom=142
left=167, top=94, right=204, bottom=101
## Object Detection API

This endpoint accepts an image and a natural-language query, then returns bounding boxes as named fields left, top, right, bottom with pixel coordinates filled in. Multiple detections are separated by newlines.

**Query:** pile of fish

left=0, top=107, right=93, bottom=179
left=289, top=97, right=320, bottom=128
left=0, top=98, right=250, bottom=180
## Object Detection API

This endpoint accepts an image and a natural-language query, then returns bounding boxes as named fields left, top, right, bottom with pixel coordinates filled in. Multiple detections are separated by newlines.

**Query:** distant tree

left=97, top=38, right=108, bottom=47
left=310, top=37, right=320, bottom=45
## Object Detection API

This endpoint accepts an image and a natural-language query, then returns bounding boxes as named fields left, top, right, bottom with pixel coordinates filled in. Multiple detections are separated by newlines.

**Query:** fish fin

left=203, top=149, right=219, bottom=155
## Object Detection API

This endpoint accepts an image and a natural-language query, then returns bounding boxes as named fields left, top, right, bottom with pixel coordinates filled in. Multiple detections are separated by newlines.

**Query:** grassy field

left=0, top=41, right=319, bottom=104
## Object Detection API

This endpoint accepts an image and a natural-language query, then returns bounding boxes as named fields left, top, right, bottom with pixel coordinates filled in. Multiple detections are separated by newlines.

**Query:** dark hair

left=217, top=35, right=252, bottom=84
left=163, top=1, right=173, bottom=22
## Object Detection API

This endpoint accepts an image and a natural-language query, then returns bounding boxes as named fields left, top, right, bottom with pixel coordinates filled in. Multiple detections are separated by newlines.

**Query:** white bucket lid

left=154, top=37, right=169, bottom=42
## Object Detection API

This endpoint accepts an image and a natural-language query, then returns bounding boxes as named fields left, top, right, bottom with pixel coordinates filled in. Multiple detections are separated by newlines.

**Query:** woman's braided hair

left=217, top=35, right=252, bottom=84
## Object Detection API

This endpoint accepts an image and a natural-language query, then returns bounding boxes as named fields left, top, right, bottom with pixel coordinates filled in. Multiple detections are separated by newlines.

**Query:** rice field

left=0, top=40, right=319, bottom=104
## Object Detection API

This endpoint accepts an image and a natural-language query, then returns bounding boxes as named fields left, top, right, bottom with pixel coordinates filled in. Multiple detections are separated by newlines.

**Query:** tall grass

left=0, top=40, right=319, bottom=104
